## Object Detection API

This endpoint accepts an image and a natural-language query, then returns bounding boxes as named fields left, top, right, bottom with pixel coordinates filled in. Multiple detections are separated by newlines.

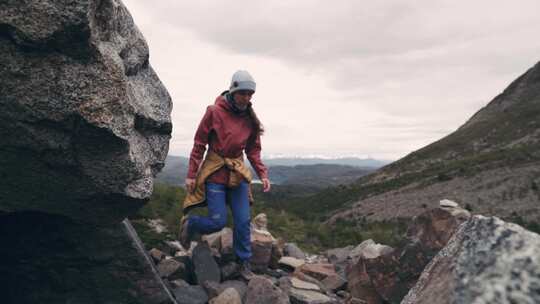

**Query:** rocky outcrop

left=143, top=206, right=540, bottom=304
left=402, top=215, right=540, bottom=304
left=147, top=207, right=467, bottom=303
left=149, top=213, right=347, bottom=303
left=0, top=0, right=172, bottom=302
left=345, top=201, right=470, bottom=303
left=0, top=0, right=172, bottom=223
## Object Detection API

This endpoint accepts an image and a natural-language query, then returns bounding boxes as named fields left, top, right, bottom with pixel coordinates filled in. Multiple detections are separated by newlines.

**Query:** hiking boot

left=178, top=215, right=191, bottom=250
left=239, top=260, right=255, bottom=281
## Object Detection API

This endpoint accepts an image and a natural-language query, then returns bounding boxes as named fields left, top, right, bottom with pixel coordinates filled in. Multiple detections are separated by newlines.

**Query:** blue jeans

left=187, top=181, right=251, bottom=261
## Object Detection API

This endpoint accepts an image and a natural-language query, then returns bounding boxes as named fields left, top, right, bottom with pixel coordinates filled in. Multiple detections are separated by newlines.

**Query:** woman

left=180, top=70, right=271, bottom=280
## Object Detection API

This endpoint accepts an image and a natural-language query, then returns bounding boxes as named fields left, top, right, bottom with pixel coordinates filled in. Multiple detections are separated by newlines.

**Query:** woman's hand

left=261, top=178, right=271, bottom=192
left=185, top=178, right=196, bottom=193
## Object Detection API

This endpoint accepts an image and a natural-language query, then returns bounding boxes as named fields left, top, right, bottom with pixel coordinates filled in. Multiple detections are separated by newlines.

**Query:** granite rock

left=245, top=276, right=290, bottom=304
left=0, top=0, right=172, bottom=302
left=402, top=216, right=540, bottom=304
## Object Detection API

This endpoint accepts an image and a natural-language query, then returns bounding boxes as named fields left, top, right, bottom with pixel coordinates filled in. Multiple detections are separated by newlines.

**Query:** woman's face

left=233, top=90, right=254, bottom=110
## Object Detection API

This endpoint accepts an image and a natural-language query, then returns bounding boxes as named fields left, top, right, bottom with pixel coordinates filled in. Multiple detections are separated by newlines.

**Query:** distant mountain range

left=155, top=155, right=384, bottom=187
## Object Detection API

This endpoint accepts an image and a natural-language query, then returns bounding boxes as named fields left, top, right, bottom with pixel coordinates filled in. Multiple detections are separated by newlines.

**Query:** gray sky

left=123, top=0, right=540, bottom=160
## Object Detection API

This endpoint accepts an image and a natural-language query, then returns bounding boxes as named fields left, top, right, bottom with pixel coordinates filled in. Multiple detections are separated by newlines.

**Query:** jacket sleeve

left=245, top=130, right=269, bottom=180
left=187, top=106, right=213, bottom=179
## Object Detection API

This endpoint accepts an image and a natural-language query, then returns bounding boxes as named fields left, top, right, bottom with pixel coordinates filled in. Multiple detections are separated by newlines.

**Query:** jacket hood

left=215, top=91, right=252, bottom=115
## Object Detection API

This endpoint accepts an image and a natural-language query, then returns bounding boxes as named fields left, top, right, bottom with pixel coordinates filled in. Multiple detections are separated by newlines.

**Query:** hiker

left=180, top=70, right=271, bottom=280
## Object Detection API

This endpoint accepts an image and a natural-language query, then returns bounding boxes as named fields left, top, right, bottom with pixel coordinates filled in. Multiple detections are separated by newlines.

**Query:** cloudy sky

left=123, top=0, right=540, bottom=161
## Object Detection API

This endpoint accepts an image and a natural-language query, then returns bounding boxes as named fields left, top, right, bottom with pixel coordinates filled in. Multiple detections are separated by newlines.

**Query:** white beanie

left=230, top=70, right=256, bottom=94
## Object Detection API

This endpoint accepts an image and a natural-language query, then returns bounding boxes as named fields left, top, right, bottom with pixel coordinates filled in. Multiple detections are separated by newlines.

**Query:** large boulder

left=0, top=0, right=173, bottom=302
left=192, top=243, right=221, bottom=285
left=346, top=204, right=470, bottom=303
left=402, top=216, right=540, bottom=304
left=0, top=0, right=172, bottom=223
left=346, top=257, right=384, bottom=304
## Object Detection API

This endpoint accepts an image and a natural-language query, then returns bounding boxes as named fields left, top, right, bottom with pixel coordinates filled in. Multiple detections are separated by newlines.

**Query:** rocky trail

left=141, top=201, right=540, bottom=304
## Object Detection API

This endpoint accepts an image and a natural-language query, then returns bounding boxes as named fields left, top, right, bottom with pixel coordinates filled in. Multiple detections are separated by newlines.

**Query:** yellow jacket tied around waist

left=183, top=150, right=255, bottom=213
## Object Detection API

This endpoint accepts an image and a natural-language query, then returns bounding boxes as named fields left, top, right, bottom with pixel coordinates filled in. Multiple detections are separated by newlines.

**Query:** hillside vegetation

left=130, top=183, right=407, bottom=253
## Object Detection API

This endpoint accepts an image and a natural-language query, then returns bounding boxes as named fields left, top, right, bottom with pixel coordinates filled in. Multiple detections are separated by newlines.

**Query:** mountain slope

left=322, top=61, right=540, bottom=224
left=265, top=164, right=373, bottom=186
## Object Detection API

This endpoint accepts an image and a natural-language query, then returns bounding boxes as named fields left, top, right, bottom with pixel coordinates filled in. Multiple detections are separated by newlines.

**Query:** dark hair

left=247, top=106, right=265, bottom=136
left=223, top=90, right=264, bottom=136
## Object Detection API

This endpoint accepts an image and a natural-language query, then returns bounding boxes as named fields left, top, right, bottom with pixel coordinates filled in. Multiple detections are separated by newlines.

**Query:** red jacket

left=187, top=94, right=268, bottom=184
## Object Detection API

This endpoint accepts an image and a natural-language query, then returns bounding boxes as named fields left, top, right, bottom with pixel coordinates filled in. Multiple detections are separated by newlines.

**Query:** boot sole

left=178, top=215, right=190, bottom=249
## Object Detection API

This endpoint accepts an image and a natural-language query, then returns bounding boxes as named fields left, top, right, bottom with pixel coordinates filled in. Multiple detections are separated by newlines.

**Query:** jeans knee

left=209, top=213, right=227, bottom=231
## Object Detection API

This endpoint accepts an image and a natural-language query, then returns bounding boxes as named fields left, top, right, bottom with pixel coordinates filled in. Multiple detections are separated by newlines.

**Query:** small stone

left=220, top=280, right=248, bottom=299
left=291, top=277, right=320, bottom=291
left=203, top=280, right=247, bottom=300
left=305, top=254, right=330, bottom=264
left=279, top=256, right=306, bottom=270
left=166, top=240, right=185, bottom=252
left=175, top=250, right=190, bottom=257
left=359, top=243, right=394, bottom=259
left=245, top=276, right=289, bottom=304
left=293, top=272, right=328, bottom=293
left=346, top=298, right=368, bottom=304
left=321, top=274, right=347, bottom=292
left=251, top=232, right=274, bottom=272
left=220, top=228, right=234, bottom=260
left=336, top=290, right=349, bottom=298
left=348, top=239, right=376, bottom=262
left=202, top=230, right=223, bottom=254
left=202, top=281, right=222, bottom=299
left=221, top=262, right=240, bottom=281
left=149, top=248, right=166, bottom=264
left=346, top=258, right=383, bottom=303
left=270, top=239, right=285, bottom=269
left=297, top=263, right=337, bottom=281
left=156, top=259, right=186, bottom=280
left=284, top=243, right=306, bottom=259
left=439, top=199, right=459, bottom=208
left=170, top=279, right=190, bottom=289
left=253, top=213, right=269, bottom=231
left=349, top=239, right=394, bottom=262
left=209, top=287, right=242, bottom=304
left=277, top=276, right=293, bottom=293
left=289, top=287, right=334, bottom=304
left=172, top=285, right=208, bottom=304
